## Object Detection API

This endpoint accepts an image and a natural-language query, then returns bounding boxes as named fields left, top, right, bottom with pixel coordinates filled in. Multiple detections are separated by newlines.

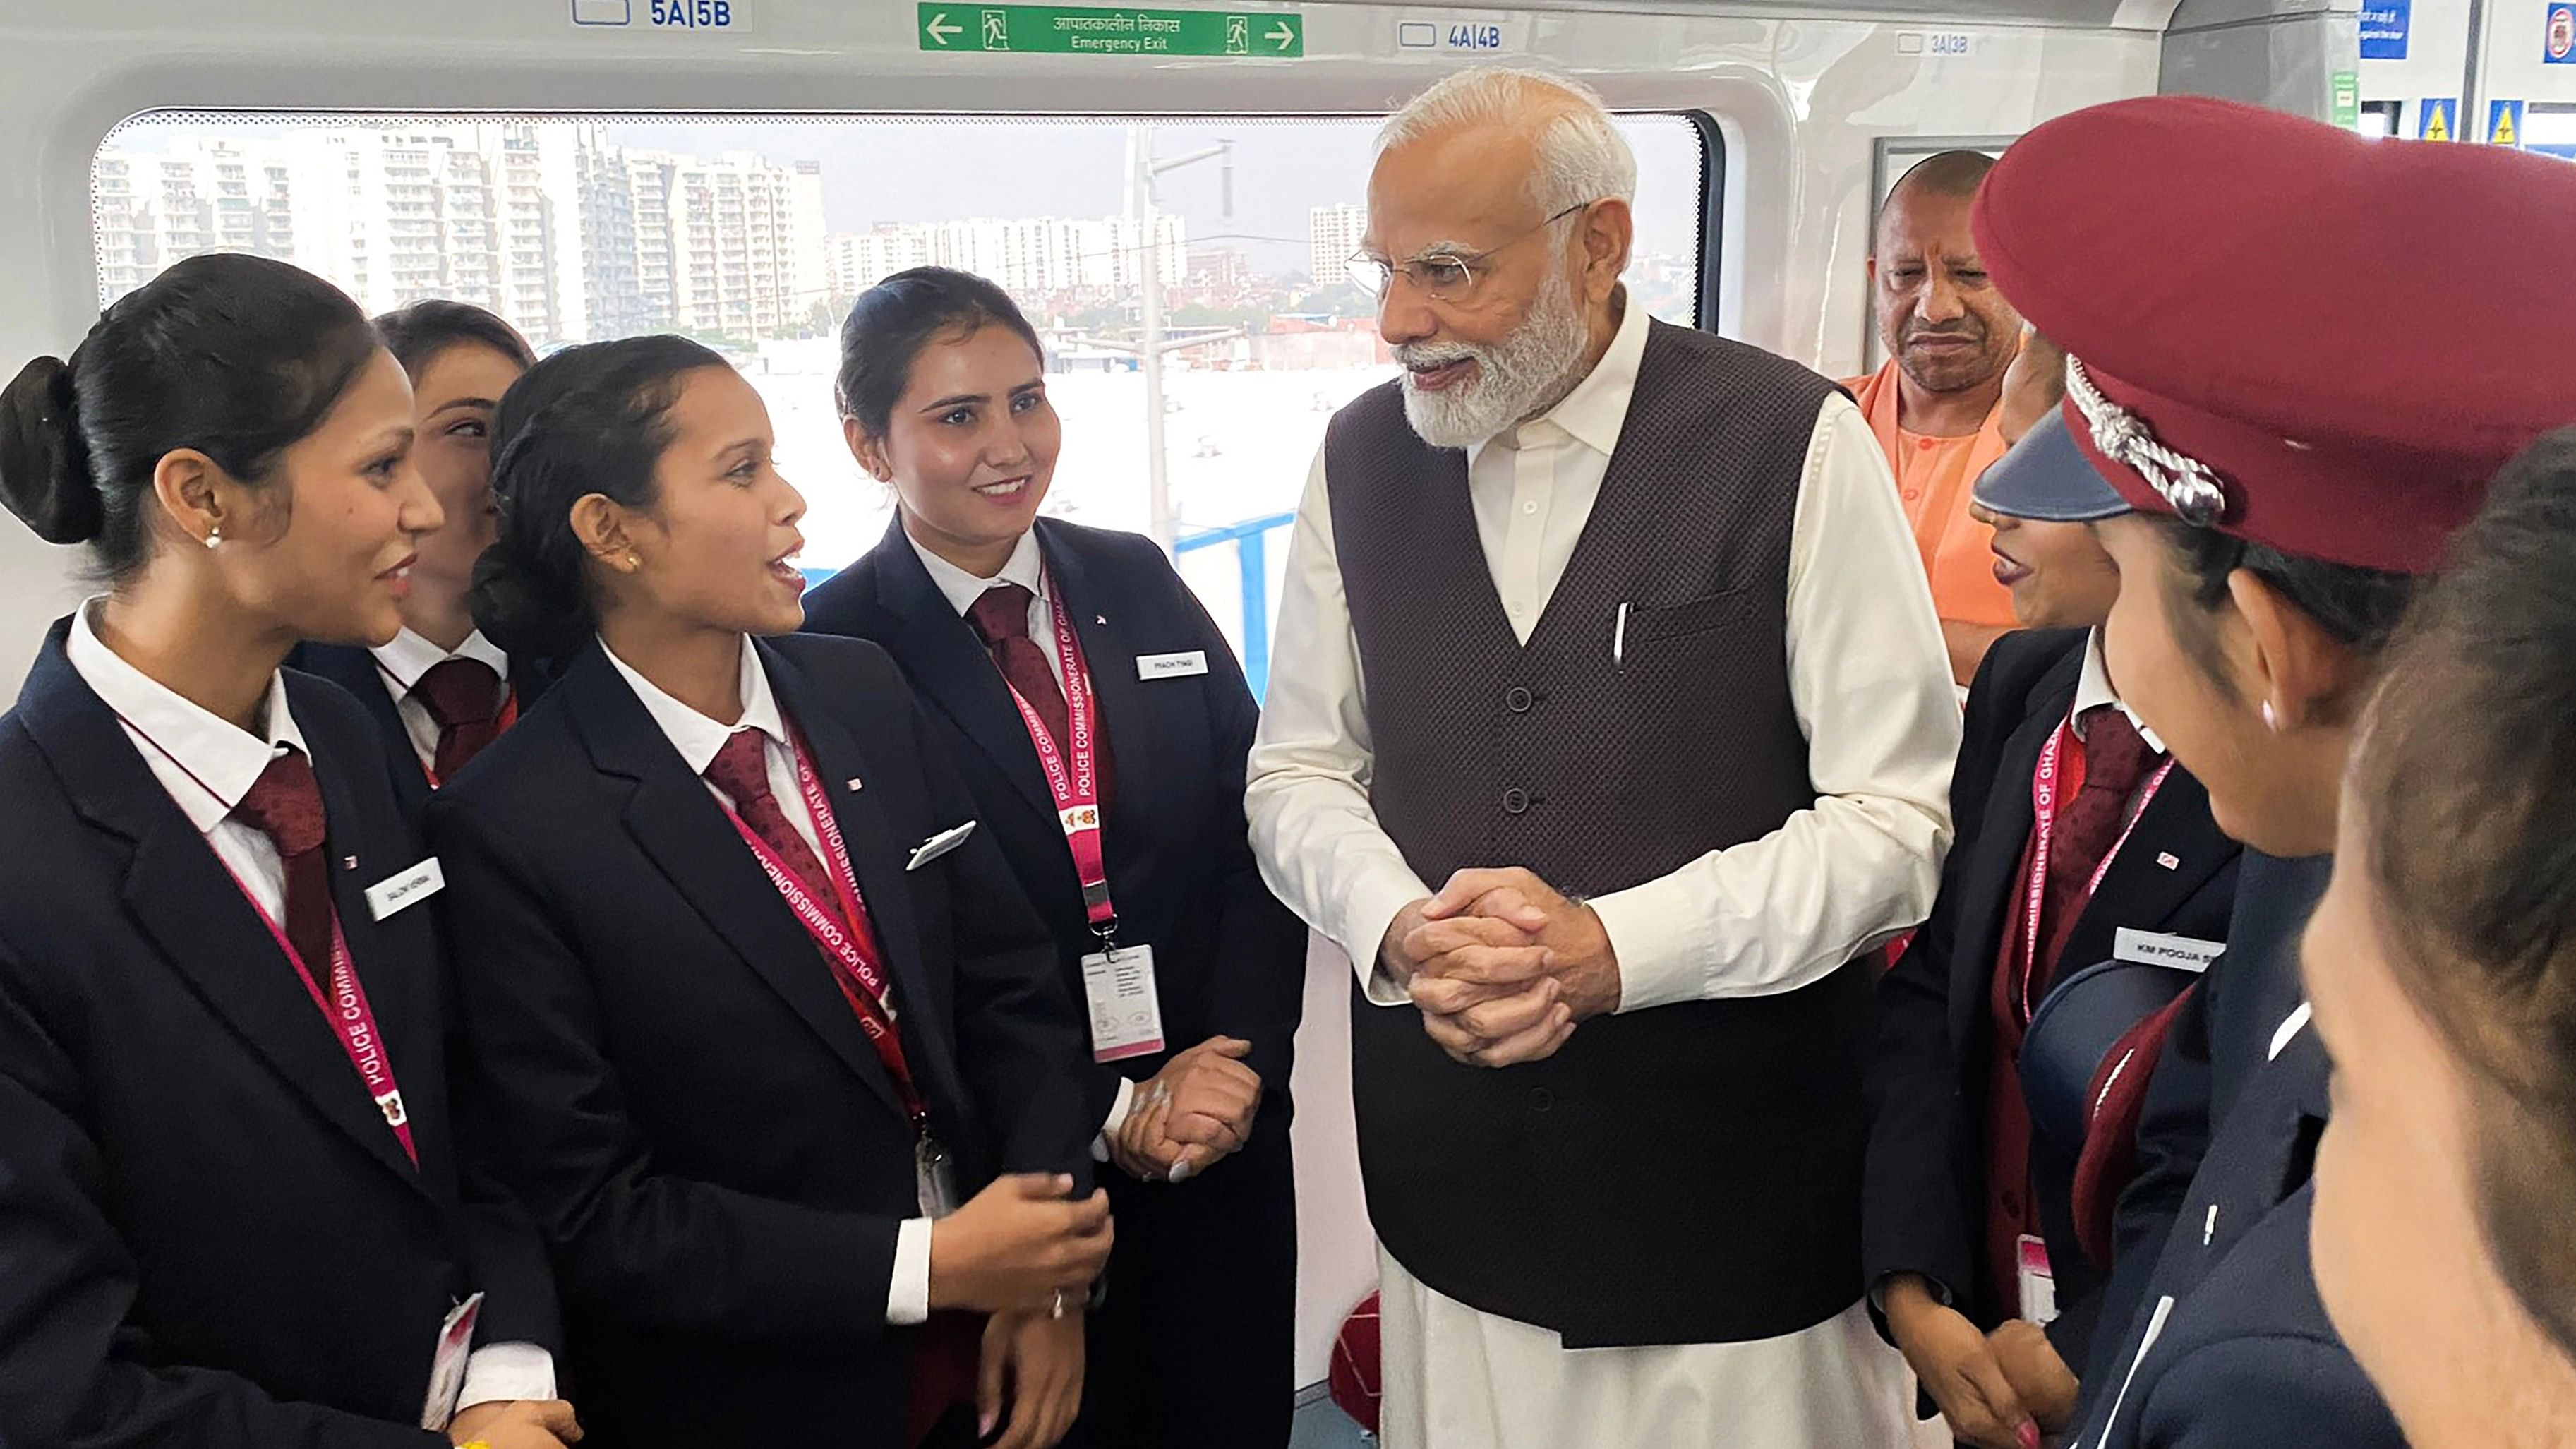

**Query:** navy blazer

left=0, top=620, right=556, bottom=1449
left=1867, top=629, right=2239, bottom=1367
left=286, top=642, right=553, bottom=822
left=802, top=517, right=1308, bottom=1125
left=2081, top=850, right=2332, bottom=1393
left=425, top=632, right=1092, bottom=1448
left=2071, top=853, right=2397, bottom=1447
left=2080, top=1186, right=2398, bottom=1448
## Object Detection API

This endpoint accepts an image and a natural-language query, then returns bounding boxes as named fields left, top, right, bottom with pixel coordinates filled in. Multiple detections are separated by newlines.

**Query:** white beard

left=1395, top=265, right=1592, bottom=450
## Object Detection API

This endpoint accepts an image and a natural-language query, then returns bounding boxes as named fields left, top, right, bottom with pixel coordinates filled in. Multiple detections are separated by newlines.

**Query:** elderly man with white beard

left=1246, top=67, right=1961, bottom=1448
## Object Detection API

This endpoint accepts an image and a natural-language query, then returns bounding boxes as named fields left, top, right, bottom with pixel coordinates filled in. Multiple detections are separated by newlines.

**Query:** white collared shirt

left=368, top=627, right=512, bottom=774
left=2071, top=625, right=2166, bottom=754
left=1247, top=292, right=1962, bottom=1010
left=68, top=601, right=306, bottom=922
left=66, top=601, right=554, bottom=1412
left=903, top=527, right=1141, bottom=1148
left=907, top=527, right=1070, bottom=691
left=599, top=633, right=934, bottom=1326
left=600, top=633, right=819, bottom=858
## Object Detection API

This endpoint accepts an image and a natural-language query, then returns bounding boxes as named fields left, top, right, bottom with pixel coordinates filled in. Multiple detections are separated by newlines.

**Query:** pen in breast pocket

left=1612, top=601, right=1630, bottom=668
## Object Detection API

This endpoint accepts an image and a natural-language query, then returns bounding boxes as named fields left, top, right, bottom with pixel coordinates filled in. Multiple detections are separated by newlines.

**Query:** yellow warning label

left=2493, top=105, right=2520, bottom=145
left=2426, top=107, right=2450, bottom=141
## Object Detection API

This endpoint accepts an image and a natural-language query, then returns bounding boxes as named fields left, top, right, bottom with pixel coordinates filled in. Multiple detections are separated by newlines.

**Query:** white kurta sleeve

left=1589, top=394, right=1958, bottom=1012
left=1245, top=445, right=1432, bottom=1007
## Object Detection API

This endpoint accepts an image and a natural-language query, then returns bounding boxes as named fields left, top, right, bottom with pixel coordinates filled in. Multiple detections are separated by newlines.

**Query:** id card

left=419, top=1291, right=483, bottom=1430
left=2017, top=1234, right=2059, bottom=1326
left=915, top=1134, right=961, bottom=1218
left=1079, top=943, right=1166, bottom=1063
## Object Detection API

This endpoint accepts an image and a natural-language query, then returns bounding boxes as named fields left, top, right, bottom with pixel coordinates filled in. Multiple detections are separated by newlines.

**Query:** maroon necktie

left=704, top=728, right=844, bottom=913
left=966, top=582, right=1114, bottom=804
left=2035, top=706, right=2162, bottom=984
left=967, top=584, right=1071, bottom=748
left=231, top=747, right=335, bottom=973
left=414, top=657, right=506, bottom=782
left=708, top=733, right=978, bottom=1436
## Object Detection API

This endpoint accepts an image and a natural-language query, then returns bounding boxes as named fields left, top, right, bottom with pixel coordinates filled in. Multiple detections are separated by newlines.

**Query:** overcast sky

left=608, top=115, right=1707, bottom=276
left=103, top=112, right=1707, bottom=282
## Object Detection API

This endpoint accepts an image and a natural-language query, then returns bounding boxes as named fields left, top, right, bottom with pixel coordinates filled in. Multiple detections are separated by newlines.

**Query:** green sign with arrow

left=917, top=4, right=1304, bottom=56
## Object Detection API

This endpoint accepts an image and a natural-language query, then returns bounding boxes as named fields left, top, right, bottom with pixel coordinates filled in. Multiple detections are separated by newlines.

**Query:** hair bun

left=468, top=534, right=590, bottom=664
left=0, top=356, right=102, bottom=545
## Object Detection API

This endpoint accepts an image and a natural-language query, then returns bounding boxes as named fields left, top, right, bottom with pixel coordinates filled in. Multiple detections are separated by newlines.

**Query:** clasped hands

left=1108, top=1035, right=1263, bottom=1183
left=448, top=1399, right=582, bottom=1449
left=1380, top=867, right=1620, bottom=1068
left=1883, top=1275, right=2081, bottom=1449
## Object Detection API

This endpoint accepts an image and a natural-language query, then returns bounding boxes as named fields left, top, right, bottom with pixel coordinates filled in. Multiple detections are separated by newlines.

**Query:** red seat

left=1330, top=1292, right=1383, bottom=1435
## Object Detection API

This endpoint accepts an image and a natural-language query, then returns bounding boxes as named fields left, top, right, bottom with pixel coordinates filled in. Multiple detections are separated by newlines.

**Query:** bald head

left=1870, top=148, right=2018, bottom=404
left=1891, top=149, right=1998, bottom=202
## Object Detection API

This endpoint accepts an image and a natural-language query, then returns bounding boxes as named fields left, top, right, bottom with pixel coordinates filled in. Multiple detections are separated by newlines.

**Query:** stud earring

left=203, top=527, right=222, bottom=550
left=626, top=553, right=641, bottom=571
left=2260, top=699, right=2280, bottom=733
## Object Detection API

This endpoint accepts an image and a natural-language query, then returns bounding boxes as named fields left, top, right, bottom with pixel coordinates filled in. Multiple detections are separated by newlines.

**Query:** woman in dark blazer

left=802, top=267, right=1307, bottom=1449
left=291, top=301, right=546, bottom=819
left=430, top=334, right=1109, bottom=1449
left=0, top=254, right=572, bottom=1449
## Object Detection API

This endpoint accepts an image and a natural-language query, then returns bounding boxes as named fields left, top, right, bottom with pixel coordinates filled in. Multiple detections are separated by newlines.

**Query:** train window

left=89, top=112, right=1711, bottom=687
left=2529, top=104, right=2576, bottom=161
left=2357, top=101, right=2402, bottom=139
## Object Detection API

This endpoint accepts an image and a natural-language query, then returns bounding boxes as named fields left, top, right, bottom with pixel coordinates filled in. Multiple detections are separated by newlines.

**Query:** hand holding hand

left=977, top=1308, right=1085, bottom=1449
left=448, top=1398, right=582, bottom=1449
left=1988, top=1318, right=2080, bottom=1434
left=929, top=1174, right=1113, bottom=1316
left=1883, top=1276, right=2040, bottom=1449
left=1110, top=1037, right=1262, bottom=1182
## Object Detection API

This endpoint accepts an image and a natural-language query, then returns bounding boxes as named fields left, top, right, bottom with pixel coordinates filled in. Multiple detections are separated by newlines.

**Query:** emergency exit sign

left=917, top=4, right=1304, bottom=55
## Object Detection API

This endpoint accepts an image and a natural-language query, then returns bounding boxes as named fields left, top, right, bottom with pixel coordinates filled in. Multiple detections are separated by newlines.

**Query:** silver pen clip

left=1612, top=601, right=1630, bottom=669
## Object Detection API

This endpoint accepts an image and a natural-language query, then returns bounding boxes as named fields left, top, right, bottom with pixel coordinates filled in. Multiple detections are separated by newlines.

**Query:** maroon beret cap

left=1974, top=95, right=2576, bottom=572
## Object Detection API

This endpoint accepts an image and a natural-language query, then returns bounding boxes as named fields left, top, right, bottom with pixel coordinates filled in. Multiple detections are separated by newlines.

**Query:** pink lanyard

left=111, top=706, right=417, bottom=1166
left=995, top=577, right=1117, bottom=943
left=717, top=729, right=929, bottom=1130
left=2020, top=719, right=2177, bottom=1022
left=224, top=868, right=419, bottom=1166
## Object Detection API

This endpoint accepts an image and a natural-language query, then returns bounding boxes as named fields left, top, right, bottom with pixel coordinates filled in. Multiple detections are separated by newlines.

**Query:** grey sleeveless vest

left=1325, top=318, right=1872, bottom=1345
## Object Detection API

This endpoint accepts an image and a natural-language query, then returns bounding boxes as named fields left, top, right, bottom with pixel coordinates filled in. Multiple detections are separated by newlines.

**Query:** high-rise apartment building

left=91, top=140, right=298, bottom=301
left=820, top=213, right=1186, bottom=299
left=1308, top=202, right=1366, bottom=287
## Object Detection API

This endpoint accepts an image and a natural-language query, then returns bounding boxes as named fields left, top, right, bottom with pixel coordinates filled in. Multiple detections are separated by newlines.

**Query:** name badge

left=1080, top=943, right=1167, bottom=1063
left=905, top=822, right=977, bottom=872
left=2114, top=927, right=2223, bottom=973
left=366, top=858, right=445, bottom=921
left=418, top=1291, right=483, bottom=1430
left=2017, top=1234, right=2059, bottom=1325
left=1135, top=650, right=1208, bottom=680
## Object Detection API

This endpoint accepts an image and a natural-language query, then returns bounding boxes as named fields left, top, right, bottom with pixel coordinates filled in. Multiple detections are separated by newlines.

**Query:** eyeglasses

left=1346, top=202, right=1593, bottom=303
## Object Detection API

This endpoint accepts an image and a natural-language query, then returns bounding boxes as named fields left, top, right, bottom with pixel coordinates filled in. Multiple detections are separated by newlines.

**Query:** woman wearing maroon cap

left=1960, top=92, right=2576, bottom=1449
left=2302, top=430, right=2576, bottom=1449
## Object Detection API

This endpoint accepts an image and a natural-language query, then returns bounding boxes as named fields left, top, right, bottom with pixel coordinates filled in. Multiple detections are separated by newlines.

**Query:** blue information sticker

left=2360, top=0, right=2409, bottom=59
